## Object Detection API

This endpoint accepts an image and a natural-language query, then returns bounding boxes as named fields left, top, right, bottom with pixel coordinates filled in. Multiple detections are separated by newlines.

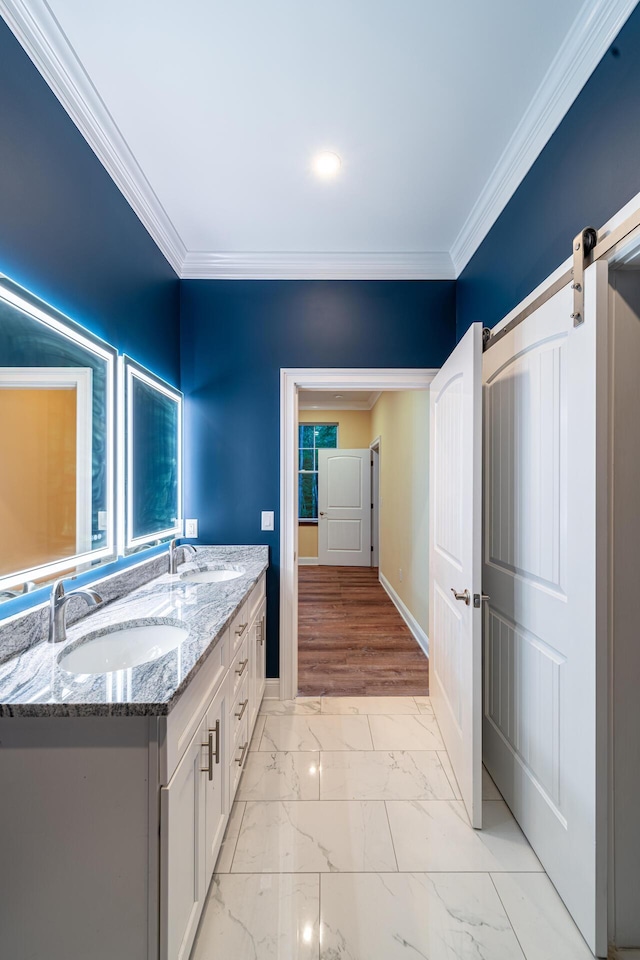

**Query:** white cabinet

left=160, top=715, right=207, bottom=960
left=204, top=682, right=227, bottom=884
left=162, top=572, right=266, bottom=960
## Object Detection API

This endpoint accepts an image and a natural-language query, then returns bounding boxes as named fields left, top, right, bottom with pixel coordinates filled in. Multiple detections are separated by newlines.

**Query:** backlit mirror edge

left=119, top=355, right=183, bottom=556
left=0, top=275, right=118, bottom=595
left=0, top=276, right=184, bottom=618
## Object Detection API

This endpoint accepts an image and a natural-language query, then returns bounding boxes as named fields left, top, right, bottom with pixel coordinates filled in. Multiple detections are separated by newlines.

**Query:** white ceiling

left=299, top=390, right=381, bottom=410
left=2, top=0, right=636, bottom=277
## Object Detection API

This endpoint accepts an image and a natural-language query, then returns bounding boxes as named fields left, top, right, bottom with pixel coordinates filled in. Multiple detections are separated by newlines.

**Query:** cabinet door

left=160, top=716, right=207, bottom=960
left=248, top=615, right=258, bottom=734
left=204, top=681, right=228, bottom=884
left=255, top=600, right=266, bottom=713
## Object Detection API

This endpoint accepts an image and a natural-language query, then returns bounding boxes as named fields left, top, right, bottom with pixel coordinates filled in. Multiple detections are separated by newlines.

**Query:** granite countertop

left=0, top=546, right=269, bottom=718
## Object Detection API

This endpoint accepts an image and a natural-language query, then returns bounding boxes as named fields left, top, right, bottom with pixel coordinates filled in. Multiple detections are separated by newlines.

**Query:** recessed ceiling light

left=334, top=394, right=343, bottom=399
left=312, top=151, right=341, bottom=179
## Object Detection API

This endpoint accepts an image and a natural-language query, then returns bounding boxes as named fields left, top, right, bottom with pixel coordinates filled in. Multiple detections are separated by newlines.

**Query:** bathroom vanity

left=0, top=545, right=268, bottom=960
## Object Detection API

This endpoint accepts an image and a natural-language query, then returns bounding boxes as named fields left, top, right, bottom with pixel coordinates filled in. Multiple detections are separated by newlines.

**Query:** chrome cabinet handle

left=236, top=742, right=249, bottom=766
left=201, top=731, right=214, bottom=781
left=235, top=698, right=248, bottom=720
left=256, top=617, right=264, bottom=646
left=235, top=658, right=249, bottom=676
left=451, top=588, right=470, bottom=606
left=211, top=719, right=220, bottom=765
left=235, top=622, right=248, bottom=637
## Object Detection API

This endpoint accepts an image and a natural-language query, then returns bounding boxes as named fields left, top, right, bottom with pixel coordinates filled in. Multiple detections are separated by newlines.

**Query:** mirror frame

left=0, top=276, right=117, bottom=592
left=118, top=355, right=183, bottom=554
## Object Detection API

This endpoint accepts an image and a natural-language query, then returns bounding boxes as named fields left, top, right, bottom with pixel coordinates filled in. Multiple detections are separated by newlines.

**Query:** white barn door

left=318, top=449, right=371, bottom=566
left=482, top=264, right=606, bottom=955
left=429, top=322, right=483, bottom=828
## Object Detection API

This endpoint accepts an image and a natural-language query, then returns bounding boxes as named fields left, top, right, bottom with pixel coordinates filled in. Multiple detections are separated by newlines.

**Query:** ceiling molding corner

left=450, top=0, right=638, bottom=276
left=0, top=0, right=186, bottom=274
left=180, top=250, right=455, bottom=280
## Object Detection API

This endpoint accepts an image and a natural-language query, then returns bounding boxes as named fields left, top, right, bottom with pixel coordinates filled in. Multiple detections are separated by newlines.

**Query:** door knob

left=451, top=588, right=470, bottom=606
left=319, top=511, right=326, bottom=516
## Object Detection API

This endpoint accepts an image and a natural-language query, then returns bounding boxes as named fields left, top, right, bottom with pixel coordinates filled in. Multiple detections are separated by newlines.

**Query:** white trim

left=280, top=367, right=437, bottom=699
left=181, top=251, right=455, bottom=280
left=450, top=0, right=638, bottom=275
left=0, top=0, right=186, bottom=274
left=263, top=678, right=281, bottom=700
left=379, top=571, right=429, bottom=658
left=298, top=557, right=319, bottom=565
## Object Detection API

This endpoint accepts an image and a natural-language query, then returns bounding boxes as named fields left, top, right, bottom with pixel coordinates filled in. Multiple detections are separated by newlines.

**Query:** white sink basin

left=58, top=621, right=188, bottom=675
left=181, top=567, right=244, bottom=584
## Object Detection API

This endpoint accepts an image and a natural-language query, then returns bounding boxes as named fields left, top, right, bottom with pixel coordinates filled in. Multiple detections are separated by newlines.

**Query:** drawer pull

left=235, top=622, right=248, bottom=637
left=201, top=731, right=214, bottom=781
left=256, top=617, right=264, bottom=646
left=211, top=719, right=220, bottom=765
left=236, top=742, right=249, bottom=767
left=235, top=698, right=248, bottom=720
left=235, top=658, right=249, bottom=676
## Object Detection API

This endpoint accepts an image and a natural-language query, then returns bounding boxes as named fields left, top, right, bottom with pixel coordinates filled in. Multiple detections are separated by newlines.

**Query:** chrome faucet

left=48, top=578, right=103, bottom=644
left=169, top=539, right=197, bottom=575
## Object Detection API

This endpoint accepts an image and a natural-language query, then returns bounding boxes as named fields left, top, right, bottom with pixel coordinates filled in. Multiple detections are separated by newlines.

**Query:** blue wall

left=0, top=19, right=180, bottom=384
left=180, top=279, right=456, bottom=676
left=457, top=5, right=640, bottom=337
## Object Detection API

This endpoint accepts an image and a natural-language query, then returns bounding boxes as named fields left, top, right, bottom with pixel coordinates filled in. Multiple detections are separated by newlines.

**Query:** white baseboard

left=379, top=572, right=429, bottom=658
left=609, top=950, right=640, bottom=959
left=263, top=678, right=281, bottom=699
left=298, top=557, right=319, bottom=565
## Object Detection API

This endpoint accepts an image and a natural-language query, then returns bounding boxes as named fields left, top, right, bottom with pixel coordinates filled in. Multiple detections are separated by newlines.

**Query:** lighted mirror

left=0, top=276, right=116, bottom=596
left=120, top=356, right=182, bottom=553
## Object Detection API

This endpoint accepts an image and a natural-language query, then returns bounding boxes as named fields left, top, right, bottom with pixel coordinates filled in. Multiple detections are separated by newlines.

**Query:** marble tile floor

left=191, top=696, right=595, bottom=960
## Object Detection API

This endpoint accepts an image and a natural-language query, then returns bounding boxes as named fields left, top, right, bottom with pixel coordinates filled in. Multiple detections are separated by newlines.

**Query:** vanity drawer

left=163, top=628, right=228, bottom=782
left=230, top=715, right=249, bottom=798
left=247, top=573, right=266, bottom=625
left=230, top=636, right=249, bottom=700
left=230, top=602, right=249, bottom=656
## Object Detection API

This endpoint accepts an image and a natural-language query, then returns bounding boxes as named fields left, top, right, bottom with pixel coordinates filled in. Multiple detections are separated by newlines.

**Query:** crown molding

left=450, top=0, right=638, bottom=276
left=181, top=250, right=455, bottom=280
left=0, top=0, right=186, bottom=275
left=299, top=390, right=381, bottom=410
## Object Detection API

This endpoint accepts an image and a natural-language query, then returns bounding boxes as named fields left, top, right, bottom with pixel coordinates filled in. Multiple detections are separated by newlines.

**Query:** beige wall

left=371, top=390, right=429, bottom=636
left=298, top=408, right=371, bottom=558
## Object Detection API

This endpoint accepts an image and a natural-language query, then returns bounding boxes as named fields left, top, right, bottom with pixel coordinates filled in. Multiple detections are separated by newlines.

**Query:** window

left=298, top=423, right=338, bottom=520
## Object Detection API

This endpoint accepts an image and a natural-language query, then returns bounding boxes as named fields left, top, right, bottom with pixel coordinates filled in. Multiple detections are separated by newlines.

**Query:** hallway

left=297, top=565, right=430, bottom=696
left=191, top=695, right=593, bottom=959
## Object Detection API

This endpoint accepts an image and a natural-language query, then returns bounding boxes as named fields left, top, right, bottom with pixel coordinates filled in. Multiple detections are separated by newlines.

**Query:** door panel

left=318, top=449, right=371, bottom=566
left=429, top=323, right=483, bottom=828
left=482, top=263, right=606, bottom=955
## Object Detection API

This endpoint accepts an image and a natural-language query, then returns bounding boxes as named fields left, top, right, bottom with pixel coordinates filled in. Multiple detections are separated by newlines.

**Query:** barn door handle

left=451, top=588, right=470, bottom=606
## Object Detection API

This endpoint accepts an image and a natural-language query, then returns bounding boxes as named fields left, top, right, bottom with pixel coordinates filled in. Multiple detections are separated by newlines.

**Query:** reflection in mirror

left=0, top=277, right=116, bottom=596
left=121, top=357, right=182, bottom=553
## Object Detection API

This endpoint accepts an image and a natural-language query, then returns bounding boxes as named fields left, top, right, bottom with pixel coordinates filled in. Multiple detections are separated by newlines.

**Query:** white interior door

left=429, top=322, right=483, bottom=829
left=318, top=448, right=371, bottom=566
left=482, top=264, right=606, bottom=955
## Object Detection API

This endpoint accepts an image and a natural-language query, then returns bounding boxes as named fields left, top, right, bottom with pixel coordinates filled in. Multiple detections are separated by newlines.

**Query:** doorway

left=280, top=368, right=437, bottom=701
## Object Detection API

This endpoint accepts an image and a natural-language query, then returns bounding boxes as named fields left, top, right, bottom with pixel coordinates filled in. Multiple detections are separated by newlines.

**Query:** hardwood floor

left=298, top=565, right=429, bottom=697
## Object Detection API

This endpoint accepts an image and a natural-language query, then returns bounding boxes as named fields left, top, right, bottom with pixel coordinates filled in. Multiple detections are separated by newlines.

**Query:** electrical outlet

left=261, top=511, right=275, bottom=531
left=97, top=511, right=107, bottom=531
left=184, top=519, right=198, bottom=538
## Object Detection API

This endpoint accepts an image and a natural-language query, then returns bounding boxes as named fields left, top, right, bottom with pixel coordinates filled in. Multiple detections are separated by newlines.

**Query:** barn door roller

left=571, top=226, right=598, bottom=326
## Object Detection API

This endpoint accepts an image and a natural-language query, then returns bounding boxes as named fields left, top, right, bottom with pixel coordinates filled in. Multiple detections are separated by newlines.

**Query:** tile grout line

left=383, top=799, right=400, bottom=873
left=488, top=872, right=530, bottom=960
left=226, top=801, right=248, bottom=874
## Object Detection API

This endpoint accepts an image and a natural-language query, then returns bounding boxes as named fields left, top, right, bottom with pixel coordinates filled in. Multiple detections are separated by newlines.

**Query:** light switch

left=185, top=519, right=198, bottom=538
left=261, top=511, right=275, bottom=531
